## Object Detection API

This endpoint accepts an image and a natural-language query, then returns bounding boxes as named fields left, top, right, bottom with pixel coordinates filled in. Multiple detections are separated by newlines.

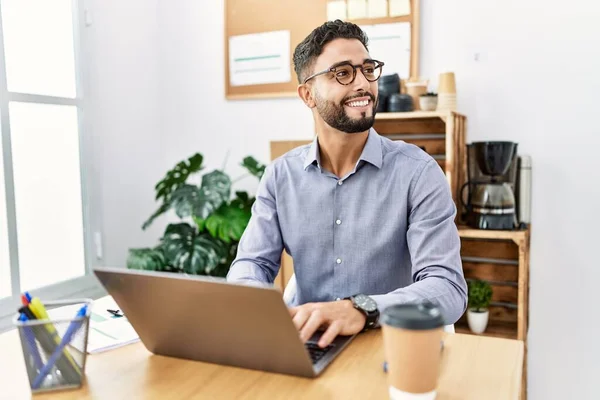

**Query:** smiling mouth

left=344, top=98, right=371, bottom=108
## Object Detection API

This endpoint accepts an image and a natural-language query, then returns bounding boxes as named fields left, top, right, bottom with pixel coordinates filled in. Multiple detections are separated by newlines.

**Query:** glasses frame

left=303, top=59, right=385, bottom=85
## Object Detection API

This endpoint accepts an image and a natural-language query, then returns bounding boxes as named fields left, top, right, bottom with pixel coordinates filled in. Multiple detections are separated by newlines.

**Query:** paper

left=347, top=0, right=367, bottom=19
left=389, top=0, right=410, bottom=17
left=327, top=0, right=347, bottom=21
left=367, top=0, right=388, bottom=18
left=48, top=296, right=140, bottom=354
left=229, top=30, right=291, bottom=87
left=360, top=22, right=411, bottom=80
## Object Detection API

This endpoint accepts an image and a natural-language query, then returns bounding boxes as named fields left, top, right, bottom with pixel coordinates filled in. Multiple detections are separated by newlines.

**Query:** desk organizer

left=13, top=298, right=92, bottom=393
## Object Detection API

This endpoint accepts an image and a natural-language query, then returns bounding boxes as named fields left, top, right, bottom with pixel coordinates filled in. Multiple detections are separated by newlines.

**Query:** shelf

left=455, top=321, right=518, bottom=340
left=458, top=225, right=529, bottom=245
left=375, top=111, right=459, bottom=121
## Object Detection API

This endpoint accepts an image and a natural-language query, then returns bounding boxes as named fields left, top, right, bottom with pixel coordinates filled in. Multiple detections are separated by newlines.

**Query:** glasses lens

left=362, top=61, right=381, bottom=82
left=334, top=64, right=355, bottom=85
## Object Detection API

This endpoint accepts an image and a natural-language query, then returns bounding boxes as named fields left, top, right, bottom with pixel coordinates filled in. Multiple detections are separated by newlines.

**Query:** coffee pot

left=461, top=142, right=519, bottom=230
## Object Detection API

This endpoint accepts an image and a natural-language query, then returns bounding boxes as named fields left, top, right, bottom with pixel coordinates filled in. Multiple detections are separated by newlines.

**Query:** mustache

left=342, top=92, right=376, bottom=104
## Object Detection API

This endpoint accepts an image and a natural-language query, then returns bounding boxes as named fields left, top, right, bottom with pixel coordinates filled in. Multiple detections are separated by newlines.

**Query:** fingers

left=318, top=321, right=342, bottom=348
left=299, top=309, right=325, bottom=343
left=292, top=308, right=311, bottom=332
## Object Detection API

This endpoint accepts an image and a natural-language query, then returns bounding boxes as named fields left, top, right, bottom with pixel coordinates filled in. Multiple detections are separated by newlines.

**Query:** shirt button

left=336, top=258, right=342, bottom=264
left=337, top=180, right=343, bottom=186
left=335, top=219, right=342, bottom=225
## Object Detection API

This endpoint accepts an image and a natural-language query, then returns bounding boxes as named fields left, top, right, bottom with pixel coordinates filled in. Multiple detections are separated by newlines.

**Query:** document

left=229, top=30, right=291, bottom=87
left=347, top=0, right=367, bottom=19
left=389, top=0, right=411, bottom=17
left=48, top=296, right=140, bottom=354
left=360, top=22, right=411, bottom=80
left=327, top=0, right=347, bottom=21
left=367, top=0, right=388, bottom=18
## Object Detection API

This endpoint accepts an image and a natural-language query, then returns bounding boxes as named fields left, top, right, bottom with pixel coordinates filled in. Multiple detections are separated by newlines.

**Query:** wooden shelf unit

left=457, top=225, right=530, bottom=400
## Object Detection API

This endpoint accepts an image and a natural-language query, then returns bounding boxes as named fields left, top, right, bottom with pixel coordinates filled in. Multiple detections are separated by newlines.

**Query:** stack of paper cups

left=436, top=72, right=457, bottom=112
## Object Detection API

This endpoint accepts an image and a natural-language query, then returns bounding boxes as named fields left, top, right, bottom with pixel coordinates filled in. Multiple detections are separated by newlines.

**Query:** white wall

left=89, top=0, right=599, bottom=398
left=420, top=1, right=600, bottom=399
left=86, top=0, right=168, bottom=266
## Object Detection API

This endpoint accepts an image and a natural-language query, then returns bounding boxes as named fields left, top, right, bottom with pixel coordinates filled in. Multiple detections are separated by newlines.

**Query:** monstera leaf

left=241, top=156, right=266, bottom=180
left=170, top=170, right=231, bottom=220
left=142, top=153, right=204, bottom=230
left=155, top=153, right=204, bottom=202
left=161, top=223, right=228, bottom=275
left=204, top=204, right=251, bottom=243
left=126, top=247, right=167, bottom=271
left=196, top=191, right=254, bottom=243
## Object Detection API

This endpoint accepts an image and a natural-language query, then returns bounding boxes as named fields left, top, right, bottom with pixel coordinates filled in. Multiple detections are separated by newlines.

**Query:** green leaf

left=155, top=153, right=204, bottom=203
left=161, top=223, right=228, bottom=275
left=241, top=156, right=266, bottom=180
left=230, top=191, right=254, bottom=211
left=126, top=247, right=167, bottom=271
left=169, top=171, right=231, bottom=220
left=204, top=202, right=251, bottom=243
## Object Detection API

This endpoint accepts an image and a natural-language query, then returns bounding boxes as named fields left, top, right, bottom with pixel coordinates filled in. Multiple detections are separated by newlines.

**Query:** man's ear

left=298, top=84, right=316, bottom=108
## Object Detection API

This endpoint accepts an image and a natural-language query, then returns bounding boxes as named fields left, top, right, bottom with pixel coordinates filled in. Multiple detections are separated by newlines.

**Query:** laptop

left=93, top=267, right=356, bottom=377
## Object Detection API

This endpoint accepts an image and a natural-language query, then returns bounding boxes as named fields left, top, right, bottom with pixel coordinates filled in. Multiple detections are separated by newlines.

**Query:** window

left=0, top=0, right=91, bottom=315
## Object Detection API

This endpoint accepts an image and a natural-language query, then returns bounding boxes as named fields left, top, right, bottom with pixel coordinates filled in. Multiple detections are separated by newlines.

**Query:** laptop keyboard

left=305, top=342, right=336, bottom=364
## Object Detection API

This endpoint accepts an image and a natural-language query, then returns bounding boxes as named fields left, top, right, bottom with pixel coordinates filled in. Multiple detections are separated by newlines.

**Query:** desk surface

left=0, top=329, right=523, bottom=400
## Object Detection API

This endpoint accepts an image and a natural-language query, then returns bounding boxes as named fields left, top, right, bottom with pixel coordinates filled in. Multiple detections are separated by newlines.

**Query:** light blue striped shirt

left=227, top=129, right=467, bottom=324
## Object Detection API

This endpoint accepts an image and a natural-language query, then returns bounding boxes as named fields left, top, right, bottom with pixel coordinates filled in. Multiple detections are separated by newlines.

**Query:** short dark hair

left=293, top=20, right=369, bottom=84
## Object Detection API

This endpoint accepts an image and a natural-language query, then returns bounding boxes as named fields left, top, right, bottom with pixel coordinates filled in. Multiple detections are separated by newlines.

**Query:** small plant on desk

left=467, top=280, right=493, bottom=334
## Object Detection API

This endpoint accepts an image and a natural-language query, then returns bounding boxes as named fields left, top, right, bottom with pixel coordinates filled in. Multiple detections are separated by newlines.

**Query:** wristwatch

left=345, top=294, right=379, bottom=331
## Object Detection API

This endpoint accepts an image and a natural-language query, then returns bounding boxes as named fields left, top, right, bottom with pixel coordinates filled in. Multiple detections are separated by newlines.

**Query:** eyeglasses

left=303, top=59, right=385, bottom=85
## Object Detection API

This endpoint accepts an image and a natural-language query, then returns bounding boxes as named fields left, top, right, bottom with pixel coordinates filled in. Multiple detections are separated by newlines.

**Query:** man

left=227, top=20, right=467, bottom=348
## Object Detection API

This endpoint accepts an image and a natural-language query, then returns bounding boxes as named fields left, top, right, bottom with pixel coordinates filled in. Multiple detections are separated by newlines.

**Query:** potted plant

left=419, top=92, right=438, bottom=111
left=127, top=153, right=266, bottom=277
left=467, top=280, right=493, bottom=334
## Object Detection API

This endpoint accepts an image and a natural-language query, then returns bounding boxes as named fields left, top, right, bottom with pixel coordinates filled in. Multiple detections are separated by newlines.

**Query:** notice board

left=225, top=0, right=421, bottom=100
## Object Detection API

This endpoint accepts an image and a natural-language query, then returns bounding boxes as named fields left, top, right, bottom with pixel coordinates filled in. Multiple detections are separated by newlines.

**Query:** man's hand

left=289, top=300, right=366, bottom=348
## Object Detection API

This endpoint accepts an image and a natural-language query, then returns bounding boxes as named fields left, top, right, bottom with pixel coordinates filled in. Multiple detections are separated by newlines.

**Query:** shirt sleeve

left=226, top=164, right=284, bottom=285
left=371, top=159, right=468, bottom=324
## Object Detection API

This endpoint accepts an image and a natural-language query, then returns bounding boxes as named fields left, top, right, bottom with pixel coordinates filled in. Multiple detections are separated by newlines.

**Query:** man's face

left=308, top=38, right=379, bottom=134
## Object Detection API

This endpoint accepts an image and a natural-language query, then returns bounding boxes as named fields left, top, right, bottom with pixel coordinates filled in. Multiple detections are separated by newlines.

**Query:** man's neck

left=316, top=122, right=369, bottom=178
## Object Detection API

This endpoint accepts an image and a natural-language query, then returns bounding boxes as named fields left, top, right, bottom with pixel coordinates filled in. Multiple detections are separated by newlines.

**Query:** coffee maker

left=461, top=142, right=519, bottom=230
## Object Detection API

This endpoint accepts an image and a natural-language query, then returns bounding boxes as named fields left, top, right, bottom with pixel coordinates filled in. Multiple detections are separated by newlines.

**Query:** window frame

left=0, top=0, right=98, bottom=322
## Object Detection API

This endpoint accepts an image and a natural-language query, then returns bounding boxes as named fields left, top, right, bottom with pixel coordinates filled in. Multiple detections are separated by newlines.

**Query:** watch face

left=354, top=294, right=377, bottom=312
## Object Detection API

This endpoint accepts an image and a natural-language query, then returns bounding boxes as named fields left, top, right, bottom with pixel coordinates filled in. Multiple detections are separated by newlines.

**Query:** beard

left=315, top=91, right=378, bottom=134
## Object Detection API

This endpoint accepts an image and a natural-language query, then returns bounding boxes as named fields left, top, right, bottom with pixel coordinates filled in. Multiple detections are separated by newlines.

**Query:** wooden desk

left=0, top=330, right=523, bottom=399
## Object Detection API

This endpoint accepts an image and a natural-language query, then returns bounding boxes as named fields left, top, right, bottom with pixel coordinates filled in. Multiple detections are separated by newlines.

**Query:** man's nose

left=351, top=67, right=371, bottom=91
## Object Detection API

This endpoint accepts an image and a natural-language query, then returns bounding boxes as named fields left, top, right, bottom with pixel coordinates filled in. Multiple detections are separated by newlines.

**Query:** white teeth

left=347, top=100, right=369, bottom=107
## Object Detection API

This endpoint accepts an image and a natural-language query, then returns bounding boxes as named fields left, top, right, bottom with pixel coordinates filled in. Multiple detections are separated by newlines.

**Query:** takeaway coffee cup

left=381, top=302, right=444, bottom=400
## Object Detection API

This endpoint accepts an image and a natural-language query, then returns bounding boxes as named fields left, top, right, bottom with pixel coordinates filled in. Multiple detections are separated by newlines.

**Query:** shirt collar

left=303, top=128, right=383, bottom=171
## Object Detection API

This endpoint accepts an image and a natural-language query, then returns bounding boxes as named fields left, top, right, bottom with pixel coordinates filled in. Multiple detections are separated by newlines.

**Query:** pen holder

left=13, top=298, right=92, bottom=394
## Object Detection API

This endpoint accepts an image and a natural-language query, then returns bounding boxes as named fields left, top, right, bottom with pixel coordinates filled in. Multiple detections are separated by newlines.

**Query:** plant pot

left=467, top=309, right=489, bottom=334
left=419, top=96, right=438, bottom=111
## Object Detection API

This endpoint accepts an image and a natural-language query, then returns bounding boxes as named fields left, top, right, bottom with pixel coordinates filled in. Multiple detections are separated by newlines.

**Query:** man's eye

left=364, top=68, right=375, bottom=74
left=336, top=71, right=349, bottom=77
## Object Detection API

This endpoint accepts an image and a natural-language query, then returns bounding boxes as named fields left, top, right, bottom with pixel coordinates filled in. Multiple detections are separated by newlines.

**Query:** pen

left=32, top=305, right=88, bottom=389
left=18, top=313, right=44, bottom=375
